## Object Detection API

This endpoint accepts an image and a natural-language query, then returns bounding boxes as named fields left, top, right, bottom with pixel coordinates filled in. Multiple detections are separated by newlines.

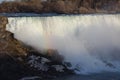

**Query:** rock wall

left=0, top=0, right=120, bottom=14
left=0, top=16, right=27, bottom=57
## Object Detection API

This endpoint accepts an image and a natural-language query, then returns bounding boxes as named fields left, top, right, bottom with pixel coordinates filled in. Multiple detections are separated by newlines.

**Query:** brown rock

left=79, top=7, right=89, bottom=14
left=46, top=49, right=64, bottom=63
left=51, top=0, right=76, bottom=14
left=0, top=16, right=28, bottom=57
left=116, top=0, right=120, bottom=12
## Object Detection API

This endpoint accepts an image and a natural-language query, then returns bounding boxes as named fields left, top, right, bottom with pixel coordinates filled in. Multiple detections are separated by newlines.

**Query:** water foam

left=6, top=14, right=120, bottom=74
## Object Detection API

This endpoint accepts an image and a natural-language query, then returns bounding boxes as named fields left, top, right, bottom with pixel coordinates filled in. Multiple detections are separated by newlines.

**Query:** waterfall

left=6, top=14, right=120, bottom=74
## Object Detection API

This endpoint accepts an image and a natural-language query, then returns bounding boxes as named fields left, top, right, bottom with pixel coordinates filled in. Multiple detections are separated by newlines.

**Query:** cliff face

left=0, top=16, right=27, bottom=57
left=0, top=0, right=120, bottom=14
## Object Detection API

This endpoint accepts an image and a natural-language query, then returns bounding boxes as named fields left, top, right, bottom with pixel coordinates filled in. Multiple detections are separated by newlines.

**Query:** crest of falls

left=6, top=14, right=120, bottom=74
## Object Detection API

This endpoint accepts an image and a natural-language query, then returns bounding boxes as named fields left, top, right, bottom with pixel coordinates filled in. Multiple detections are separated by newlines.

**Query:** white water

left=6, top=14, right=120, bottom=74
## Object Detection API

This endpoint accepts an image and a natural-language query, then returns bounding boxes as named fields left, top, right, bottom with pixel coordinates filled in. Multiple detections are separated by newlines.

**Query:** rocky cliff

left=0, top=16, right=28, bottom=57
left=0, top=0, right=120, bottom=14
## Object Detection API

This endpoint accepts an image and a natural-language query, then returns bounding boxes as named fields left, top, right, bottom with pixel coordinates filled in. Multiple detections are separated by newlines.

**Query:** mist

left=6, top=14, right=120, bottom=74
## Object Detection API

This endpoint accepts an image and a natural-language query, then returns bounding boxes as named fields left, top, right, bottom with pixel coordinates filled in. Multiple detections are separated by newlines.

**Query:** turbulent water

left=6, top=14, right=120, bottom=74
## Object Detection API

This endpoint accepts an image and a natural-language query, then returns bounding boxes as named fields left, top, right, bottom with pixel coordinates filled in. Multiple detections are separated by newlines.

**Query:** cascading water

left=6, top=14, right=120, bottom=74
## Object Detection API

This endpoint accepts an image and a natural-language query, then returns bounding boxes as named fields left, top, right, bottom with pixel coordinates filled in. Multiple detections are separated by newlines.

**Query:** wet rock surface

left=0, top=54, right=73, bottom=80
left=0, top=0, right=120, bottom=14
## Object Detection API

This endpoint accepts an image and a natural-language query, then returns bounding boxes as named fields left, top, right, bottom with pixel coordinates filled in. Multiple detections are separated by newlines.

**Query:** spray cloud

left=6, top=15, right=120, bottom=74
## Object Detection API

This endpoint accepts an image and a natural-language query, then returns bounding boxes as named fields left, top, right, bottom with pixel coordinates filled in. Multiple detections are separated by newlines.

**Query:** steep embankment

left=0, top=0, right=120, bottom=14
